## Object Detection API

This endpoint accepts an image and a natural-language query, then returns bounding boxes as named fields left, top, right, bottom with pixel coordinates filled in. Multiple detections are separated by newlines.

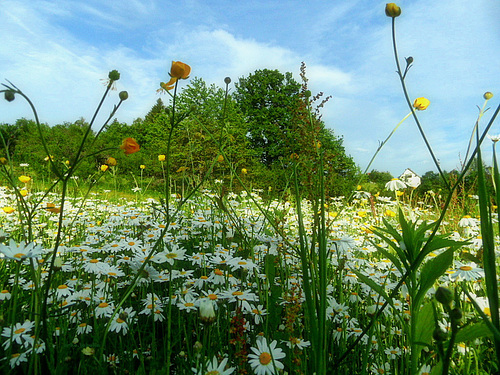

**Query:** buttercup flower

left=120, top=138, right=140, bottom=155
left=106, top=157, right=117, bottom=166
left=413, top=97, right=430, bottom=111
left=158, top=154, right=166, bottom=162
left=159, top=61, right=191, bottom=91
left=101, top=165, right=109, bottom=172
left=18, top=175, right=31, bottom=184
left=385, top=3, right=401, bottom=17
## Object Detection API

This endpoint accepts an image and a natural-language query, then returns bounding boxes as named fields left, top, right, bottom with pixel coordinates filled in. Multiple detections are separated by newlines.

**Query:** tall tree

left=233, top=69, right=301, bottom=167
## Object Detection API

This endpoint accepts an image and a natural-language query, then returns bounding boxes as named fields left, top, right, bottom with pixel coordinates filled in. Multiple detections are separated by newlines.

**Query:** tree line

left=0, top=68, right=358, bottom=197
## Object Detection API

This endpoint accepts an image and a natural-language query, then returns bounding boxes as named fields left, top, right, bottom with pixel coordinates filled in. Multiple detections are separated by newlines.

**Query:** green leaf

left=415, top=247, right=454, bottom=308
left=414, top=302, right=435, bottom=346
left=351, top=269, right=394, bottom=310
left=456, top=321, right=493, bottom=343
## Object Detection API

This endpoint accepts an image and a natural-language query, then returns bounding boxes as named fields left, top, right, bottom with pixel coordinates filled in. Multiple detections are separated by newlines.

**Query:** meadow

left=1, top=3, right=500, bottom=375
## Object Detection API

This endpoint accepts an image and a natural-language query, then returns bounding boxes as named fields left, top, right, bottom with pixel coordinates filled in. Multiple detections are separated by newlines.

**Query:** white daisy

left=248, top=337, right=285, bottom=375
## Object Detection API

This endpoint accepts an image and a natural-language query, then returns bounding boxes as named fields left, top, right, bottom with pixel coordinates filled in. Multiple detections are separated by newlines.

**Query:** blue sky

left=1, top=0, right=499, bottom=176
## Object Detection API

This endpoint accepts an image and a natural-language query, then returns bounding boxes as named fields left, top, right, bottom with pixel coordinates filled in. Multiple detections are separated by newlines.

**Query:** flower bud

left=304, top=90, right=312, bottom=98
left=224, top=77, right=231, bottom=85
left=435, top=287, right=453, bottom=306
left=484, top=92, right=494, bottom=100
left=406, top=56, right=414, bottom=65
left=119, top=91, right=128, bottom=101
left=108, top=70, right=120, bottom=81
left=413, top=97, right=430, bottom=111
left=4, top=91, right=15, bottom=102
left=199, top=300, right=216, bottom=325
left=106, top=157, right=117, bottom=166
left=433, top=327, right=447, bottom=342
left=385, top=3, right=401, bottom=17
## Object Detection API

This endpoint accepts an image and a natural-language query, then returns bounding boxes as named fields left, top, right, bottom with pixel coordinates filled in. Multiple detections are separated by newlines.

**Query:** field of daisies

left=0, top=183, right=498, bottom=374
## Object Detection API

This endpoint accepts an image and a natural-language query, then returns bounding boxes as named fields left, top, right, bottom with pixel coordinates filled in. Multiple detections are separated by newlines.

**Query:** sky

left=1, top=0, right=499, bottom=176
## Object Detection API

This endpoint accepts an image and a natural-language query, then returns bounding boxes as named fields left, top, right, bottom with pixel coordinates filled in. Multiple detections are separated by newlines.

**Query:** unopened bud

left=224, top=77, right=231, bottom=85
left=199, top=300, right=216, bottom=325
left=385, top=3, right=401, bottom=17
left=484, top=92, right=494, bottom=100
left=4, top=91, right=15, bottom=102
left=304, top=90, right=312, bottom=98
left=406, top=56, right=413, bottom=65
left=119, top=91, right=128, bottom=101
left=108, top=70, right=120, bottom=81
left=435, top=287, right=453, bottom=306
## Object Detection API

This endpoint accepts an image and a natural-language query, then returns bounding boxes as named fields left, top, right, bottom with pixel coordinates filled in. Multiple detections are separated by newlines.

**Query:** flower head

left=18, top=175, right=31, bottom=184
left=248, top=337, right=285, bottom=375
left=158, top=61, right=191, bottom=92
left=158, top=154, right=166, bottom=162
left=413, top=97, right=430, bottom=111
left=385, top=3, right=401, bottom=17
left=120, top=138, right=140, bottom=155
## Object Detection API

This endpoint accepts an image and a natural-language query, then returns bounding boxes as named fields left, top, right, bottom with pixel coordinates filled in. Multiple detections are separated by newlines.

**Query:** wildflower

left=192, top=356, right=235, bottom=375
left=109, top=317, right=129, bottom=335
left=158, top=154, right=166, bottom=161
left=106, top=157, right=117, bottom=166
left=9, top=352, right=28, bottom=369
left=487, top=134, right=500, bottom=144
left=120, top=138, right=140, bottom=155
left=140, top=164, right=146, bottom=169
left=82, top=347, right=95, bottom=356
left=484, top=92, right=494, bottom=100
left=2, top=321, right=35, bottom=349
left=413, top=97, right=430, bottom=110
left=450, top=261, right=484, bottom=281
left=2, top=207, right=15, bottom=214
left=248, top=337, right=286, bottom=375
left=18, top=175, right=31, bottom=183
left=284, top=337, right=310, bottom=350
left=0, top=239, right=43, bottom=261
left=385, top=178, right=407, bottom=191
left=384, top=346, right=402, bottom=359
left=159, top=61, right=191, bottom=91
left=385, top=3, right=401, bottom=17
left=0, top=157, right=7, bottom=164
left=76, top=322, right=93, bottom=335
left=241, top=168, right=248, bottom=175
left=0, top=289, right=11, bottom=300
left=95, top=302, right=114, bottom=318
left=217, top=155, right=224, bottom=162
left=45, top=203, right=61, bottom=214
left=101, top=165, right=109, bottom=172
left=199, top=299, right=216, bottom=325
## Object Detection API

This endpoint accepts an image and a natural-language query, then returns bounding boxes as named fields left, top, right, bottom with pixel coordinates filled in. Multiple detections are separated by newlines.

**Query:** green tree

left=233, top=69, right=301, bottom=167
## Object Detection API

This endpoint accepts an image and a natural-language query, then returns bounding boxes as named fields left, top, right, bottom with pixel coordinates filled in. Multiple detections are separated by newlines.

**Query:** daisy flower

left=2, top=321, right=35, bottom=349
left=192, top=356, right=235, bottom=375
left=0, top=239, right=43, bottom=261
left=248, top=337, right=285, bottom=375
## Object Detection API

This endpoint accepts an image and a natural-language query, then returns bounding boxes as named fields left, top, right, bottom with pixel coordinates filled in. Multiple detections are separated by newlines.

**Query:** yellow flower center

left=166, top=253, right=177, bottom=259
left=259, top=352, right=272, bottom=365
left=460, top=266, right=473, bottom=271
left=98, top=302, right=109, bottom=308
left=232, top=291, right=244, bottom=296
left=208, top=294, right=218, bottom=300
left=58, top=285, right=68, bottom=289
left=14, top=328, right=26, bottom=334
left=90, top=259, right=99, bottom=264
left=14, top=253, right=25, bottom=258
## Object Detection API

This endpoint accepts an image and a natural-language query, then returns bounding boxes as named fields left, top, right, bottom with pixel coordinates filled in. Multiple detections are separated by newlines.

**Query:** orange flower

left=120, top=138, right=140, bottom=155
left=106, top=157, right=117, bottom=166
left=158, top=61, right=191, bottom=92
left=45, top=203, right=61, bottom=214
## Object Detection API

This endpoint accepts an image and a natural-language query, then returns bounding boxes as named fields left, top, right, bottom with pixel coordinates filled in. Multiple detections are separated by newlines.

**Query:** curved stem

left=391, top=18, right=450, bottom=191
